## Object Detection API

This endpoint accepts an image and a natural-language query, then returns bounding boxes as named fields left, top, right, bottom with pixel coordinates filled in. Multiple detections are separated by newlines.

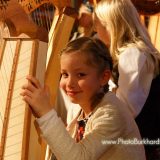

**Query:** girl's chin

left=68, top=97, right=79, bottom=104
left=69, top=99, right=78, bottom=104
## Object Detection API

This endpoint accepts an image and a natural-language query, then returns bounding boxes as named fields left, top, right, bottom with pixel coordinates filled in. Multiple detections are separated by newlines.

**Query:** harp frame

left=0, top=1, right=77, bottom=160
left=0, top=36, right=48, bottom=160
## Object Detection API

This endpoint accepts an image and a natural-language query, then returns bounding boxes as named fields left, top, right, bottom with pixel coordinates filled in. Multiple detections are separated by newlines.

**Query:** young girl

left=21, top=37, right=145, bottom=160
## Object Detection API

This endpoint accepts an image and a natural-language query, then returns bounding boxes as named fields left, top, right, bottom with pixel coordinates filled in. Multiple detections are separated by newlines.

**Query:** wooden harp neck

left=19, top=0, right=72, bottom=14
left=132, top=0, right=160, bottom=15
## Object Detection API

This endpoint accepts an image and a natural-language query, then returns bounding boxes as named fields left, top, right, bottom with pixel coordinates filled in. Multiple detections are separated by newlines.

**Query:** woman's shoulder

left=119, top=46, right=147, bottom=68
left=120, top=46, right=142, bottom=57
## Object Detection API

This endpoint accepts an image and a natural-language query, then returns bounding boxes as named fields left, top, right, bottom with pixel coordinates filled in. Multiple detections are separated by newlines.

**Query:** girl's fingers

left=20, top=89, right=33, bottom=98
left=22, top=81, right=36, bottom=92
left=22, top=95, right=32, bottom=104
left=26, top=75, right=41, bottom=89
left=22, top=96, right=38, bottom=117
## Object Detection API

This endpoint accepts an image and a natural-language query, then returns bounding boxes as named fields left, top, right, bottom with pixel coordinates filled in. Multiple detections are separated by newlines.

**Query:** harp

left=148, top=15, right=160, bottom=51
left=131, top=0, right=160, bottom=15
left=0, top=36, right=48, bottom=160
left=0, top=0, right=76, bottom=160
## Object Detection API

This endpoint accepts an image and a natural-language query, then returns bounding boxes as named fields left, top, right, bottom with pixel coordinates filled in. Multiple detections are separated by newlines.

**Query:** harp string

left=30, top=3, right=54, bottom=32
left=0, top=38, right=45, bottom=159
left=0, top=23, right=16, bottom=142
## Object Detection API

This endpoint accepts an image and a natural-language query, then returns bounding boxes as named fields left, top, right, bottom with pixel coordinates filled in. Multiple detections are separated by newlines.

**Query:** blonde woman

left=94, top=0, right=160, bottom=159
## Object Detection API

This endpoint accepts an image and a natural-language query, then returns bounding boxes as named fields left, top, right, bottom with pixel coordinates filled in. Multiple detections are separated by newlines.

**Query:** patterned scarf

left=75, top=110, right=92, bottom=142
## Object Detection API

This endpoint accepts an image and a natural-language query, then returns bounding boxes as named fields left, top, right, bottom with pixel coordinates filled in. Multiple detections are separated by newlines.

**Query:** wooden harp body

left=0, top=0, right=76, bottom=160
left=0, top=37, right=48, bottom=160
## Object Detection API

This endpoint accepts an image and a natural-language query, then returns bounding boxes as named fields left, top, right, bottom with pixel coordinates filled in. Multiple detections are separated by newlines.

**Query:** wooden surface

left=0, top=0, right=48, bottom=41
left=0, top=1, right=76, bottom=159
left=45, top=8, right=75, bottom=106
left=0, top=37, right=48, bottom=160
left=20, top=0, right=71, bottom=13
left=148, top=15, right=160, bottom=51
left=131, top=0, right=160, bottom=15
left=0, top=0, right=74, bottom=40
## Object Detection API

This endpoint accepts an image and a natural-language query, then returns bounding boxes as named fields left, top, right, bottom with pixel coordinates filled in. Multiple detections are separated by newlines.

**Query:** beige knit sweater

left=37, top=92, right=146, bottom=160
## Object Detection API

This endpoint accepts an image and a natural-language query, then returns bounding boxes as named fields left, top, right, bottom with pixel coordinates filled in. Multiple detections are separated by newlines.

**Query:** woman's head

left=78, top=3, right=93, bottom=28
left=94, top=0, right=154, bottom=60
left=60, top=37, right=113, bottom=109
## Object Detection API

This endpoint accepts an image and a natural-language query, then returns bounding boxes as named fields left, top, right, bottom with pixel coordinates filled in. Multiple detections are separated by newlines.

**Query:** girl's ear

left=100, top=69, right=111, bottom=86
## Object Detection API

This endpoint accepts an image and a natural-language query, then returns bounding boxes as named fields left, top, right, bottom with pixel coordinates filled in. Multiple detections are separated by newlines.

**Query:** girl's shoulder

left=91, top=92, right=130, bottom=119
left=86, top=92, right=134, bottom=132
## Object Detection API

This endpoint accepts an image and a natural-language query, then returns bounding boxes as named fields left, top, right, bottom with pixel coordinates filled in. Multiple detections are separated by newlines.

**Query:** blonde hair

left=94, top=0, right=160, bottom=74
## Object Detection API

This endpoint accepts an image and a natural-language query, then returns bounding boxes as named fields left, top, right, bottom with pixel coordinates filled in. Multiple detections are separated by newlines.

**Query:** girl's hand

left=20, top=75, right=52, bottom=118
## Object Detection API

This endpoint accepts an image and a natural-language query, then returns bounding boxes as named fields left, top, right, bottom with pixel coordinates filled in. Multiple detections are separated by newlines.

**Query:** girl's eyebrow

left=61, top=66, right=87, bottom=71
left=74, top=68, right=86, bottom=71
left=61, top=69, right=67, bottom=71
left=60, top=69, right=66, bottom=73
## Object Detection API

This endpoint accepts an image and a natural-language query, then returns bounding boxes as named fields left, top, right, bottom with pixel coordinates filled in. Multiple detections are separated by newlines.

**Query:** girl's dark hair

left=61, top=37, right=113, bottom=71
left=61, top=37, right=113, bottom=108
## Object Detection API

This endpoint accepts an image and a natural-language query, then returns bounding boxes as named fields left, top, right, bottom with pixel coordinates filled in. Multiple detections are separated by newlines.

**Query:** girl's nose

left=66, top=76, right=75, bottom=88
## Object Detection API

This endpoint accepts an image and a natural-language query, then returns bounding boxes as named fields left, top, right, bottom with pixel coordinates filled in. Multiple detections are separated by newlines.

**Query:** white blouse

left=116, top=47, right=154, bottom=117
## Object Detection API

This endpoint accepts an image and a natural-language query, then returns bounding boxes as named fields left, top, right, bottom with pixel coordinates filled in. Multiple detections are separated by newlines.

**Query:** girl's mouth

left=67, top=91, right=81, bottom=96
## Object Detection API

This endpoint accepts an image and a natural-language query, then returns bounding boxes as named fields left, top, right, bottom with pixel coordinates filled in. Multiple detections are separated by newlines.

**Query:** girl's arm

left=36, top=104, right=126, bottom=160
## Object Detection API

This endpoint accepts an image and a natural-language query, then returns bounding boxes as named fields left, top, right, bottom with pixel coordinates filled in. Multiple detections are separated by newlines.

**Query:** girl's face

left=94, top=15, right=110, bottom=46
left=60, top=52, right=105, bottom=108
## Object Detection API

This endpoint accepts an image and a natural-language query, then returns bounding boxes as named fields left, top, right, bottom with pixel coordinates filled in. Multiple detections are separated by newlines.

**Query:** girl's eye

left=61, top=73, right=68, bottom=78
left=78, top=73, right=86, bottom=77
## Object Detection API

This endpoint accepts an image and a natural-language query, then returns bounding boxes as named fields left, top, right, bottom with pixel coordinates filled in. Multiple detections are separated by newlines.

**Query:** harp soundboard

left=0, top=37, right=47, bottom=160
left=0, top=1, right=76, bottom=159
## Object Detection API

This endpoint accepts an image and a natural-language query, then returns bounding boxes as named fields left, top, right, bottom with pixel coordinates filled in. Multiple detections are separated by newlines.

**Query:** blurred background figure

left=70, top=1, right=95, bottom=40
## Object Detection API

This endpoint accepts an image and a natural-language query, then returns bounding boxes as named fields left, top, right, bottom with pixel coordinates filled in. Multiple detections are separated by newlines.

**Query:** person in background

left=21, top=37, right=145, bottom=160
left=94, top=0, right=160, bottom=117
left=93, top=0, right=160, bottom=159
left=70, top=1, right=95, bottom=41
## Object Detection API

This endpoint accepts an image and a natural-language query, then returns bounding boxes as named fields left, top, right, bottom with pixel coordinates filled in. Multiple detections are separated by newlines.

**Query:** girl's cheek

left=59, top=80, right=65, bottom=90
